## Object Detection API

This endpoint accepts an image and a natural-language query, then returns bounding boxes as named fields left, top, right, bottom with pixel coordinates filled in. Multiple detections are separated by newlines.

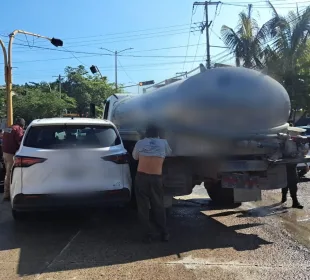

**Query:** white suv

left=10, top=118, right=132, bottom=220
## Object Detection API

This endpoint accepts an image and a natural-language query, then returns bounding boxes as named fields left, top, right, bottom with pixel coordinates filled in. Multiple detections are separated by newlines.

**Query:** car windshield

left=23, top=125, right=121, bottom=149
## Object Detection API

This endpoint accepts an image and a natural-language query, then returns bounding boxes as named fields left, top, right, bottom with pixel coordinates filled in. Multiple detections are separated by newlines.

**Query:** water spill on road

left=244, top=190, right=310, bottom=250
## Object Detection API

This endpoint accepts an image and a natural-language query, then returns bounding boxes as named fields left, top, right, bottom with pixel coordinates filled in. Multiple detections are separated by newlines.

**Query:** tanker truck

left=103, top=66, right=310, bottom=206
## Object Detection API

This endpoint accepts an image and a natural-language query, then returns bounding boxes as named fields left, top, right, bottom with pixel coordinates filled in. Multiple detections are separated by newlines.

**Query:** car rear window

left=23, top=125, right=121, bottom=149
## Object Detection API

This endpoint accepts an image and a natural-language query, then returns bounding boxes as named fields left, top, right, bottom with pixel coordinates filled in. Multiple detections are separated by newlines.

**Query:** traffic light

left=139, top=80, right=155, bottom=86
left=50, top=38, right=63, bottom=47
left=90, top=65, right=98, bottom=74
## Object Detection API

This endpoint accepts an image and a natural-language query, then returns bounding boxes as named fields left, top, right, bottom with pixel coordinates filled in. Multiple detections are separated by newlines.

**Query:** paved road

left=0, top=182, right=309, bottom=280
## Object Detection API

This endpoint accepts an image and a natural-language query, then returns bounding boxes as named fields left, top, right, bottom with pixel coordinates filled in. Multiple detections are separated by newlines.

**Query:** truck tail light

left=101, top=153, right=130, bottom=164
left=13, top=156, right=47, bottom=167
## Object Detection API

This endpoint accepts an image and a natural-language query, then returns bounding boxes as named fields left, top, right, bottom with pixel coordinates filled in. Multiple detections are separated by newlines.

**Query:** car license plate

left=222, top=174, right=259, bottom=189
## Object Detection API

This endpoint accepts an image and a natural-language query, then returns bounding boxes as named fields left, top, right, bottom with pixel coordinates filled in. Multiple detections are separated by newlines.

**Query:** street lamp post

left=100, top=47, right=133, bottom=91
left=4, top=30, right=63, bottom=126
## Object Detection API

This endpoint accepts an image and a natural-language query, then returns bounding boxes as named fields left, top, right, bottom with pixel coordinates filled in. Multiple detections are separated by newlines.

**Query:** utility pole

left=100, top=47, right=133, bottom=91
left=52, top=75, right=64, bottom=98
left=193, top=1, right=220, bottom=69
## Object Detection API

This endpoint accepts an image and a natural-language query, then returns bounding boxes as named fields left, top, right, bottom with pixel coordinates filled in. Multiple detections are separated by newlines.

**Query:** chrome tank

left=112, top=67, right=291, bottom=155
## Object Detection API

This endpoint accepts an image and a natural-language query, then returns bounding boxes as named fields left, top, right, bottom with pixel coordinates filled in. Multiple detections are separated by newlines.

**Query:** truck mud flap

left=233, top=189, right=261, bottom=203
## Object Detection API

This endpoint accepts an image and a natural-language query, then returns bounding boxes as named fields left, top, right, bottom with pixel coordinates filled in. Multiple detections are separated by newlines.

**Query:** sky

left=0, top=0, right=309, bottom=93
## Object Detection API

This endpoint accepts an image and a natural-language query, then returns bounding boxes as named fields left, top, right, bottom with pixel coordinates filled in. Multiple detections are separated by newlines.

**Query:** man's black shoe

left=292, top=203, right=304, bottom=209
left=161, top=233, right=170, bottom=242
left=281, top=197, right=287, bottom=203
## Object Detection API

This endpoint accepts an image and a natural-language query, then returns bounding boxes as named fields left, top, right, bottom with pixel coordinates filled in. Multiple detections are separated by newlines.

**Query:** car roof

left=29, top=118, right=114, bottom=127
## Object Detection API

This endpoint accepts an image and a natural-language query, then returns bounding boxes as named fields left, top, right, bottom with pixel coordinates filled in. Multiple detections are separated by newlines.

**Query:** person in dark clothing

left=2, top=118, right=25, bottom=201
left=281, top=164, right=303, bottom=209
left=132, top=124, right=172, bottom=243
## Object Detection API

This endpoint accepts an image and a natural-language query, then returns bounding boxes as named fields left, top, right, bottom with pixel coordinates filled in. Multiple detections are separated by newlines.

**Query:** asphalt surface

left=0, top=181, right=309, bottom=280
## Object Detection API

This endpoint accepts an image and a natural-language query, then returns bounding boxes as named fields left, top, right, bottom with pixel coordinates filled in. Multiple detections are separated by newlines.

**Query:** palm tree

left=220, top=4, right=269, bottom=68
left=264, top=3, right=310, bottom=120
left=264, top=4, right=310, bottom=79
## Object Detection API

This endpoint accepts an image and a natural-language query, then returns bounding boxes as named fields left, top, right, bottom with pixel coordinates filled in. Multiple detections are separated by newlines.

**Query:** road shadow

left=237, top=203, right=289, bottom=218
left=173, top=197, right=242, bottom=210
left=208, top=203, right=289, bottom=219
left=299, top=177, right=310, bottom=183
left=0, top=198, right=272, bottom=277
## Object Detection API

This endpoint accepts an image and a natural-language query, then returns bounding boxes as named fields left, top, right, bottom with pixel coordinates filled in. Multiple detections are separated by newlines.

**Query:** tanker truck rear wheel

left=204, top=181, right=235, bottom=205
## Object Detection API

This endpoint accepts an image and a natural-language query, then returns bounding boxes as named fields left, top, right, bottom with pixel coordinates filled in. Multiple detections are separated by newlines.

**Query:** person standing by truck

left=132, top=124, right=172, bottom=243
left=281, top=164, right=303, bottom=209
left=281, top=125, right=304, bottom=208
left=2, top=118, right=25, bottom=201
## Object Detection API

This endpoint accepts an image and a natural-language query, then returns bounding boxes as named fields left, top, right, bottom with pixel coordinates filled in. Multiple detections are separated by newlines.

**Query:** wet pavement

left=0, top=181, right=309, bottom=280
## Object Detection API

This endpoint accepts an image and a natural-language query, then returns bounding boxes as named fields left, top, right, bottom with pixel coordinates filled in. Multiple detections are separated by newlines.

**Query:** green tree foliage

left=61, top=65, right=118, bottom=117
left=13, top=88, right=75, bottom=124
left=0, top=65, right=117, bottom=122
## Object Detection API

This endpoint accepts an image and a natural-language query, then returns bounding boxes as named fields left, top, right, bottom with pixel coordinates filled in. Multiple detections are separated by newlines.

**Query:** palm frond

left=291, top=7, right=310, bottom=54
left=254, top=18, right=272, bottom=47
left=221, top=25, right=243, bottom=52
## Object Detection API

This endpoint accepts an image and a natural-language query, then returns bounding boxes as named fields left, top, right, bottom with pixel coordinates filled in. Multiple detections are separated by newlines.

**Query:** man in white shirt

left=132, top=124, right=172, bottom=243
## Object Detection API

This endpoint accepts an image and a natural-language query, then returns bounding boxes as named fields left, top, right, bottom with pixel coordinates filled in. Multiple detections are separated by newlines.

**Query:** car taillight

left=13, top=156, right=47, bottom=167
left=101, top=153, right=129, bottom=164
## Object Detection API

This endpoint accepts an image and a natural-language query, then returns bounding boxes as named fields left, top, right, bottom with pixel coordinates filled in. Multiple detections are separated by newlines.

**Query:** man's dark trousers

left=282, top=164, right=299, bottom=204
left=135, top=172, right=167, bottom=236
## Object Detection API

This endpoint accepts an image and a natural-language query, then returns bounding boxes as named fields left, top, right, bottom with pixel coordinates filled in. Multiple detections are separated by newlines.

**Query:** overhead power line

left=12, top=42, right=229, bottom=55
left=59, top=22, right=201, bottom=41
left=117, top=59, right=136, bottom=84
left=228, top=0, right=310, bottom=3
left=0, top=43, right=228, bottom=66
left=191, top=28, right=203, bottom=70
left=8, top=26, right=201, bottom=51
left=13, top=55, right=242, bottom=75
left=222, top=2, right=310, bottom=9
left=3, top=43, right=208, bottom=61
left=182, top=5, right=195, bottom=72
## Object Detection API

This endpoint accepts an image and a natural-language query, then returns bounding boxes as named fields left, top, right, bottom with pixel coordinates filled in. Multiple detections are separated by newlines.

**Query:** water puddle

left=248, top=192, right=310, bottom=249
